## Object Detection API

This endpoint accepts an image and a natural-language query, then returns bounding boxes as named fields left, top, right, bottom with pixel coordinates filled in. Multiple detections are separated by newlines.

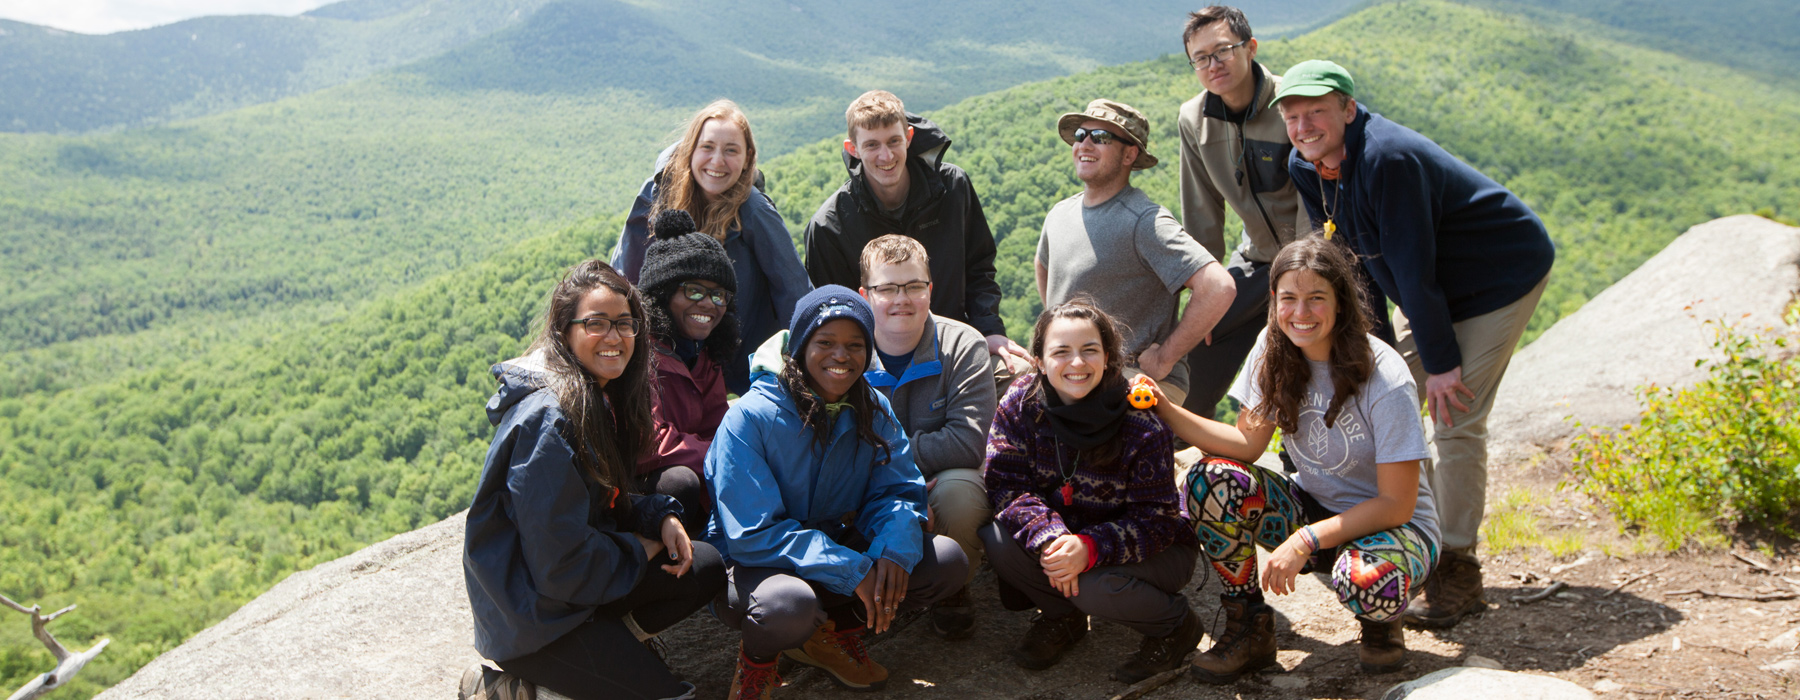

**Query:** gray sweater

left=865, top=314, right=997, bottom=478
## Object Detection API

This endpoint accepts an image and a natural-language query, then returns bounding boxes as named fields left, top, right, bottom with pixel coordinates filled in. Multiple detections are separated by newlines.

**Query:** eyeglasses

left=678, top=282, right=732, bottom=307
left=1072, top=127, right=1129, bottom=146
left=867, top=281, right=931, bottom=300
left=1188, top=39, right=1248, bottom=69
left=568, top=317, right=644, bottom=337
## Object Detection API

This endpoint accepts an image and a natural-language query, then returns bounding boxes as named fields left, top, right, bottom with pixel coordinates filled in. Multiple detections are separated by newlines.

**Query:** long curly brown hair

left=650, top=99, right=758, bottom=242
left=528, top=260, right=657, bottom=520
left=1251, top=237, right=1376, bottom=433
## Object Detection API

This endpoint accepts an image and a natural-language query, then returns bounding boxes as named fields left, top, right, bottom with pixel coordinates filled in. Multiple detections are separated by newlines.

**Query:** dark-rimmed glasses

left=678, top=282, right=733, bottom=307
left=1188, top=39, right=1248, bottom=69
left=568, top=317, right=644, bottom=337
left=867, top=281, right=931, bottom=300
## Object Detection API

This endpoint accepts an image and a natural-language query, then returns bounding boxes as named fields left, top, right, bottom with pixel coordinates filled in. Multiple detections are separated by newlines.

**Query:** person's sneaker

left=729, top=645, right=782, bottom=700
left=1403, top=548, right=1487, bottom=629
left=929, top=585, right=976, bottom=640
left=457, top=663, right=535, bottom=700
left=782, top=620, right=888, bottom=691
left=1011, top=611, right=1089, bottom=670
left=1113, top=606, right=1207, bottom=683
left=1189, top=595, right=1277, bottom=684
left=1357, top=616, right=1407, bottom=674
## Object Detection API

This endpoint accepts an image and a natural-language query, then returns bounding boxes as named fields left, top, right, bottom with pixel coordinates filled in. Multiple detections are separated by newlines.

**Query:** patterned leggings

left=1185, top=457, right=1437, bottom=622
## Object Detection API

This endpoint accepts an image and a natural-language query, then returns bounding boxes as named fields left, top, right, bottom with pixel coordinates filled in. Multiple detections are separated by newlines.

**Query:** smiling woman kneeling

left=980, top=299, right=1205, bottom=683
left=463, top=260, right=726, bottom=700
left=706, top=286, right=968, bottom=700
left=1141, top=237, right=1440, bottom=682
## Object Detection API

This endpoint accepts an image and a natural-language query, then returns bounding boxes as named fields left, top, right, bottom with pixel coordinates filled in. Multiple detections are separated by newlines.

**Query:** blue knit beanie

left=787, top=285, right=876, bottom=362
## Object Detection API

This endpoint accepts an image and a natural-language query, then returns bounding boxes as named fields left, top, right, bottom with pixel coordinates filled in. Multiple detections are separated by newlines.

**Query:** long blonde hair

left=651, top=99, right=758, bottom=242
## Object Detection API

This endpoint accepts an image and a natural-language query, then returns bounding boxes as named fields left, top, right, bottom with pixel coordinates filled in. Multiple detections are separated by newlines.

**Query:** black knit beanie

left=639, top=210, right=738, bottom=296
left=640, top=209, right=741, bottom=357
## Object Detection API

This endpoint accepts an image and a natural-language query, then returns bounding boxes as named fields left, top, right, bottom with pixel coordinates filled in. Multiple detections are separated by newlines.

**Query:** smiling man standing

left=1035, top=99, right=1235, bottom=407
left=1175, top=6, right=1308, bottom=420
left=1273, top=60, right=1555, bottom=630
left=805, top=91, right=1032, bottom=380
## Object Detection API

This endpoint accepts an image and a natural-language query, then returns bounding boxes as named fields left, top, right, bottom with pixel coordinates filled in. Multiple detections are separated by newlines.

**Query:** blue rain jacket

left=703, top=336, right=928, bottom=595
left=464, top=353, right=682, bottom=661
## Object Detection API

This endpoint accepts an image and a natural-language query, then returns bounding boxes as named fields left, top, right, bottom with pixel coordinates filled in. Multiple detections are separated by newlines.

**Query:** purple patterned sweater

left=983, top=376, right=1195, bottom=566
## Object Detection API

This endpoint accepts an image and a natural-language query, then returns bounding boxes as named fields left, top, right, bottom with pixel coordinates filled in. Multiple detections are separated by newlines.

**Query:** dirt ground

left=651, top=450, right=1800, bottom=700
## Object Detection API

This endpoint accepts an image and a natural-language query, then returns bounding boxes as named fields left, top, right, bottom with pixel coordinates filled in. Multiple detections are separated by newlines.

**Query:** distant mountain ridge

left=0, top=0, right=1354, bottom=135
left=0, top=0, right=552, bottom=133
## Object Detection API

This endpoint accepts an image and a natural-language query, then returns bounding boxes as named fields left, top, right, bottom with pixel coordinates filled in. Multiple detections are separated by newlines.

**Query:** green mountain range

left=2, top=0, right=1797, bottom=696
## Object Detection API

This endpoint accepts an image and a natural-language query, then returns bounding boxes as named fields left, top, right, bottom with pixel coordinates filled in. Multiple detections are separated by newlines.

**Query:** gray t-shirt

left=1230, top=332, right=1440, bottom=545
left=1036, top=187, right=1215, bottom=356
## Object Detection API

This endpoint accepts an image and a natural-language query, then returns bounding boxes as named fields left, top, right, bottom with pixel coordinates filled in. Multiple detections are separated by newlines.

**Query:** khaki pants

left=928, top=468, right=991, bottom=586
left=1392, top=276, right=1547, bottom=552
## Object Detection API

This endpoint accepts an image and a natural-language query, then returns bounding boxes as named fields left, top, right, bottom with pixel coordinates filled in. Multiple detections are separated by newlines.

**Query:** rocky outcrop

left=1487, top=214, right=1800, bottom=453
left=95, top=515, right=481, bottom=698
left=1382, top=667, right=1596, bottom=699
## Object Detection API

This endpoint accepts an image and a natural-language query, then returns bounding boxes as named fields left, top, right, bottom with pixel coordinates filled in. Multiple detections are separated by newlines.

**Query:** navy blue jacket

left=612, top=146, right=813, bottom=394
left=1290, top=106, right=1554, bottom=374
left=464, top=352, right=682, bottom=661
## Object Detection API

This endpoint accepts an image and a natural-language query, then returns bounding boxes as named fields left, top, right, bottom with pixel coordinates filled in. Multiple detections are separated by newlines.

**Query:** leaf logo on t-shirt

left=1296, top=389, right=1370, bottom=476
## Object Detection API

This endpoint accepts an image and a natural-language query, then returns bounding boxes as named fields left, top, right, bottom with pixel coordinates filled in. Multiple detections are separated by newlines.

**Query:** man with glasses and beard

left=1175, top=6, right=1309, bottom=421
left=1034, top=99, right=1235, bottom=407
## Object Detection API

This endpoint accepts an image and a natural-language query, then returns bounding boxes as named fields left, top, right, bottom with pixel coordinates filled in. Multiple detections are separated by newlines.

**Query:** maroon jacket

left=637, top=343, right=730, bottom=478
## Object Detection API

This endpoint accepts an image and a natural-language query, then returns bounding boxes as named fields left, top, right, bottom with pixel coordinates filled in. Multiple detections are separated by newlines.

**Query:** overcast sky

left=0, top=0, right=335, bottom=35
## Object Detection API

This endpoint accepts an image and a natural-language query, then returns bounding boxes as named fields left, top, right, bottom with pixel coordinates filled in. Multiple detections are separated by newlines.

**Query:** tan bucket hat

left=1056, top=98, right=1158, bottom=170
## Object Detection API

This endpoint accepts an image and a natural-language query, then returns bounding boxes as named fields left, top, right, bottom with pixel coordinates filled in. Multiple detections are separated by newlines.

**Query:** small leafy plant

left=1569, top=317, right=1800, bottom=549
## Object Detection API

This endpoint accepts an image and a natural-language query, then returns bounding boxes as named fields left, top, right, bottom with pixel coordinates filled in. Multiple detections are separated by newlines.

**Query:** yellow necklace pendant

left=1324, top=219, right=1336, bottom=240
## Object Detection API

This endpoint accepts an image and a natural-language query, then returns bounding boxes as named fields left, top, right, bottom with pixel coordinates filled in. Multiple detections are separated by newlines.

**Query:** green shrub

left=1570, top=320, right=1800, bottom=549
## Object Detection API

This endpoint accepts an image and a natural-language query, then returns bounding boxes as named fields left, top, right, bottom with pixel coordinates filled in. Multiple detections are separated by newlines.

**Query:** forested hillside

left=767, top=0, right=1800, bottom=342
left=3, top=0, right=1799, bottom=696
left=0, top=0, right=1351, bottom=390
left=1465, top=0, right=1800, bottom=90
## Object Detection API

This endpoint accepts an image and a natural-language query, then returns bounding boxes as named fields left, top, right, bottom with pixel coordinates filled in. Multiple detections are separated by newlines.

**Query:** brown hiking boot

left=1011, top=611, right=1089, bottom=670
left=1357, top=616, right=1407, bottom=673
left=1189, top=596, right=1277, bottom=684
left=783, top=620, right=887, bottom=691
left=1403, top=548, right=1487, bottom=629
left=929, top=585, right=976, bottom=640
left=458, top=663, right=536, bottom=700
left=1113, top=606, right=1207, bottom=683
left=729, top=645, right=782, bottom=700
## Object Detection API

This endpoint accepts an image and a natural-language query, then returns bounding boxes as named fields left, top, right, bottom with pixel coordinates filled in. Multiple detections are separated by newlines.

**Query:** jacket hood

left=841, top=111, right=951, bottom=176
left=486, top=349, right=553, bottom=425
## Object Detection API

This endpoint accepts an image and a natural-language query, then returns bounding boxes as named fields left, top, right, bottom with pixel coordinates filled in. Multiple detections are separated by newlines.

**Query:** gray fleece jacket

left=863, top=314, right=997, bottom=478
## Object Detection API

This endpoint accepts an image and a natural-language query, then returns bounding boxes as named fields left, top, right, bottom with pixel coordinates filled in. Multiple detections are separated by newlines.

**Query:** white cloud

left=0, top=0, right=336, bottom=35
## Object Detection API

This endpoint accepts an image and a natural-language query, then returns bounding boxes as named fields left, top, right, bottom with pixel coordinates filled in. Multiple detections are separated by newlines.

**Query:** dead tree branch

left=2, top=593, right=110, bottom=700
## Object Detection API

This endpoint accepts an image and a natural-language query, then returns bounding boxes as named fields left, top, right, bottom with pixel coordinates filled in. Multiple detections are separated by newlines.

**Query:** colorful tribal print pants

left=1184, top=457, right=1438, bottom=622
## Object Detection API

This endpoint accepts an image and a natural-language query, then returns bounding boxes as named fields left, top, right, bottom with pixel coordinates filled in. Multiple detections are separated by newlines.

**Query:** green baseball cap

left=1268, top=59, right=1355, bottom=110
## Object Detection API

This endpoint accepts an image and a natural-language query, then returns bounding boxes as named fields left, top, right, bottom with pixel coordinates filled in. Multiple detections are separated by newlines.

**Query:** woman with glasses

left=633, top=209, right=740, bottom=536
left=612, top=99, right=812, bottom=395
left=462, top=260, right=726, bottom=700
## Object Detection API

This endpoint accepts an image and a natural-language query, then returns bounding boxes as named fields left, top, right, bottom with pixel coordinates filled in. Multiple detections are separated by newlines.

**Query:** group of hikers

left=459, top=6, right=1557, bottom=700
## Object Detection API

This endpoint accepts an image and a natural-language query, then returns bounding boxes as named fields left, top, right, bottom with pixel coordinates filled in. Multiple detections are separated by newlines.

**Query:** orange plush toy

left=1128, top=375, right=1156, bottom=410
